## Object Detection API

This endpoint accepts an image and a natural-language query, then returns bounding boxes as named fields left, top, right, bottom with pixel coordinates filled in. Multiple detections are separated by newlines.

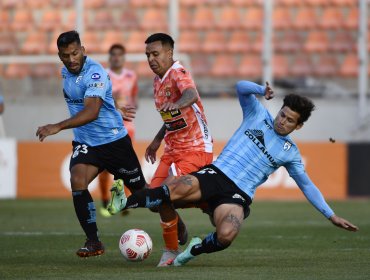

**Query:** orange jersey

left=107, top=68, right=138, bottom=137
left=153, top=61, right=213, bottom=155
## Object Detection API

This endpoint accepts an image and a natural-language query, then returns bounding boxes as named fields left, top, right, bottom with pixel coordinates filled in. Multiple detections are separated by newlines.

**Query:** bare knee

left=70, top=175, right=88, bottom=191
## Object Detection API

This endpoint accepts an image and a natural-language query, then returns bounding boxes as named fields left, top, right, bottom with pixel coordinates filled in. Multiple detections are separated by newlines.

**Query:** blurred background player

left=98, top=43, right=139, bottom=217
left=36, top=31, right=146, bottom=257
left=143, top=33, right=213, bottom=266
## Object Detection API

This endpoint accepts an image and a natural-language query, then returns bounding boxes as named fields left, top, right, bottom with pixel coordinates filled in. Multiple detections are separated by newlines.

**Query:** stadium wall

left=0, top=139, right=357, bottom=200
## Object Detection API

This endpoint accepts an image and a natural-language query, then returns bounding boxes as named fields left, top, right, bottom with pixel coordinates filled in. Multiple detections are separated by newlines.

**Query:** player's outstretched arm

left=264, top=81, right=274, bottom=100
left=329, top=215, right=359, bottom=232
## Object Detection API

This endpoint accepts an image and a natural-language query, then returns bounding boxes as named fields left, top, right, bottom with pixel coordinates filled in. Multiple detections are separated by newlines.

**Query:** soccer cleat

left=99, top=206, right=112, bottom=218
left=107, top=179, right=127, bottom=215
left=157, top=248, right=182, bottom=267
left=173, top=237, right=202, bottom=266
left=177, top=215, right=188, bottom=246
left=76, top=239, right=105, bottom=258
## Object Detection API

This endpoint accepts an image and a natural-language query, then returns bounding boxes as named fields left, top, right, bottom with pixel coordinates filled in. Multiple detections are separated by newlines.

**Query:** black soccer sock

left=190, top=232, right=230, bottom=256
left=72, top=190, right=99, bottom=241
left=125, top=185, right=171, bottom=209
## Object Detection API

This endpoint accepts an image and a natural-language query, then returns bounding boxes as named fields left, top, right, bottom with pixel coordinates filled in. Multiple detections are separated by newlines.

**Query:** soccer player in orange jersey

left=98, top=44, right=138, bottom=217
left=144, top=33, right=213, bottom=266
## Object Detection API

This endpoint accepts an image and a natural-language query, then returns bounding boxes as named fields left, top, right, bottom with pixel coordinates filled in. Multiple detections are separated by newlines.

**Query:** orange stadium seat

left=140, top=7, right=168, bottom=30
left=30, top=63, right=59, bottom=78
left=11, top=9, right=34, bottom=31
left=64, top=10, right=88, bottom=30
left=88, top=9, right=116, bottom=30
left=190, top=55, right=211, bottom=77
left=100, top=31, right=126, bottom=53
left=330, top=0, right=356, bottom=6
left=292, top=8, right=318, bottom=29
left=274, top=0, right=303, bottom=6
left=50, top=0, right=74, bottom=7
left=344, top=7, right=358, bottom=30
left=117, top=10, right=139, bottom=29
left=313, top=55, right=339, bottom=77
left=304, top=31, right=329, bottom=53
left=1, top=0, right=23, bottom=8
left=273, top=54, right=290, bottom=78
left=339, top=53, right=358, bottom=77
left=329, top=31, right=356, bottom=53
left=84, top=0, right=106, bottom=8
left=304, top=0, right=328, bottom=6
left=250, top=33, right=263, bottom=53
left=20, top=32, right=48, bottom=54
left=191, top=6, right=216, bottom=30
left=318, top=7, right=345, bottom=30
left=217, top=6, right=242, bottom=29
left=241, top=7, right=263, bottom=30
left=129, top=0, right=168, bottom=7
left=126, top=31, right=148, bottom=53
left=106, top=0, right=130, bottom=6
left=273, top=7, right=293, bottom=30
left=180, top=0, right=200, bottom=7
left=23, top=0, right=48, bottom=8
left=0, top=10, right=10, bottom=31
left=4, top=63, right=30, bottom=79
left=178, top=31, right=201, bottom=53
left=38, top=10, right=62, bottom=31
left=227, top=31, right=251, bottom=53
left=274, top=31, right=303, bottom=53
left=211, top=54, right=237, bottom=77
left=136, top=61, right=153, bottom=78
left=237, top=55, right=262, bottom=78
left=0, top=32, right=17, bottom=54
left=47, top=31, right=61, bottom=54
left=230, top=0, right=262, bottom=6
left=290, top=55, right=314, bottom=77
left=201, top=31, right=227, bottom=53
left=83, top=32, right=104, bottom=53
left=178, top=8, right=191, bottom=29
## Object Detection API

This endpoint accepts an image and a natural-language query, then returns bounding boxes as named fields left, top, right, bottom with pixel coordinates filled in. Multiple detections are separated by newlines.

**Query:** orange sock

left=160, top=215, right=179, bottom=250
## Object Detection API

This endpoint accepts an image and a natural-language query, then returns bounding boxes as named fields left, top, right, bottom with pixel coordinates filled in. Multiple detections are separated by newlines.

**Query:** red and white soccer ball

left=119, top=229, right=153, bottom=262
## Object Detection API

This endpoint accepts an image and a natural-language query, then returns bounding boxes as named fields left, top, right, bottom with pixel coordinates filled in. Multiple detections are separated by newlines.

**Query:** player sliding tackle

left=108, top=80, right=358, bottom=266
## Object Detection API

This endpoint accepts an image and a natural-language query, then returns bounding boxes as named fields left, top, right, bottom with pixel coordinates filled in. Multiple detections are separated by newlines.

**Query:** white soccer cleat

left=157, top=248, right=182, bottom=267
left=173, top=237, right=202, bottom=266
left=107, top=179, right=127, bottom=215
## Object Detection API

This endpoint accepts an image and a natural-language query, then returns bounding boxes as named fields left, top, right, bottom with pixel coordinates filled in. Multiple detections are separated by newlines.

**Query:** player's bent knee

left=217, top=226, right=239, bottom=244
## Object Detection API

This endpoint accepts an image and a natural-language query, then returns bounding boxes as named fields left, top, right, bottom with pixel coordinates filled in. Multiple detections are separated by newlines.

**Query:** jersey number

left=72, top=144, right=88, bottom=158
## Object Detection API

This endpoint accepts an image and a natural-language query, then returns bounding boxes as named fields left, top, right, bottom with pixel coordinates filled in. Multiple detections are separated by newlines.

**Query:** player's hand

left=329, top=215, right=359, bottom=232
left=159, top=102, right=179, bottom=112
left=145, top=139, right=161, bottom=164
left=264, top=81, right=274, bottom=100
left=119, top=106, right=136, bottom=122
left=36, top=124, right=61, bottom=142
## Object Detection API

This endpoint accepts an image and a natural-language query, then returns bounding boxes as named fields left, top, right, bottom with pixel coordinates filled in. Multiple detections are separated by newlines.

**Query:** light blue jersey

left=61, top=56, right=127, bottom=146
left=214, top=81, right=334, bottom=218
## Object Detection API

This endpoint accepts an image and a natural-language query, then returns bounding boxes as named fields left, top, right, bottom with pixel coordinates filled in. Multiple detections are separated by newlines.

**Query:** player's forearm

left=292, top=173, right=335, bottom=219
left=236, top=81, right=265, bottom=97
left=153, top=124, right=166, bottom=142
left=56, top=109, right=99, bottom=130
left=175, top=88, right=198, bottom=108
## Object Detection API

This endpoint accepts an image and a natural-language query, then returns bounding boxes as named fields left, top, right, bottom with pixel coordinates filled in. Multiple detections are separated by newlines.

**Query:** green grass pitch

left=0, top=199, right=369, bottom=280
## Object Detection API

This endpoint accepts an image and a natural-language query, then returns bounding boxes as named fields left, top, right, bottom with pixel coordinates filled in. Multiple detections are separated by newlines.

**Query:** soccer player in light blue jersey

left=107, top=80, right=358, bottom=266
left=36, top=31, right=147, bottom=258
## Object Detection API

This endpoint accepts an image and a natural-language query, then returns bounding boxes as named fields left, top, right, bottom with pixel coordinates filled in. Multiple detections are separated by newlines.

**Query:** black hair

left=145, top=33, right=174, bottom=49
left=108, top=43, right=126, bottom=54
left=57, top=30, right=81, bottom=49
left=282, top=94, right=315, bottom=124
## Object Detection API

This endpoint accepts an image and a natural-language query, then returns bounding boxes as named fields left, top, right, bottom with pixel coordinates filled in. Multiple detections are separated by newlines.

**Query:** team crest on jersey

left=91, top=73, right=101, bottom=80
left=283, top=141, right=292, bottom=151
left=165, top=87, right=171, bottom=97
left=76, top=75, right=83, bottom=83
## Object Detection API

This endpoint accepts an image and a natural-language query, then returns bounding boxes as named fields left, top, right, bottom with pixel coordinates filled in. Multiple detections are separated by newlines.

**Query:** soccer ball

left=119, top=229, right=153, bottom=261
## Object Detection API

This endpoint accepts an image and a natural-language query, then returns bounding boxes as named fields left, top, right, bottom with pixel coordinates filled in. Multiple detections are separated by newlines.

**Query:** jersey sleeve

left=291, top=172, right=335, bottom=219
left=173, top=68, right=197, bottom=95
left=236, top=80, right=266, bottom=120
left=83, top=66, right=110, bottom=99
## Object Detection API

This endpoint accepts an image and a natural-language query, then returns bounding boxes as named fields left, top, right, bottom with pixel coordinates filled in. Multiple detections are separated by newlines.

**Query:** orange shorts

left=150, top=151, right=213, bottom=188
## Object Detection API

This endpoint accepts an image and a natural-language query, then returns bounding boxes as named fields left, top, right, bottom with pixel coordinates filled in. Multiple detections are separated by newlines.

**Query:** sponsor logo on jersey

left=164, top=118, right=187, bottom=131
left=283, top=141, right=292, bottom=151
left=91, top=73, right=101, bottom=80
left=129, top=176, right=141, bottom=183
left=88, top=82, right=104, bottom=88
left=245, top=129, right=278, bottom=168
left=159, top=109, right=181, bottom=121
left=232, top=193, right=246, bottom=202
left=264, top=119, right=273, bottom=130
left=118, top=167, right=139, bottom=175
